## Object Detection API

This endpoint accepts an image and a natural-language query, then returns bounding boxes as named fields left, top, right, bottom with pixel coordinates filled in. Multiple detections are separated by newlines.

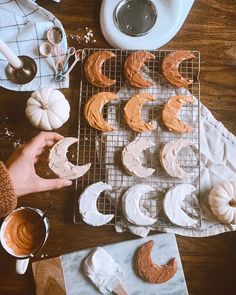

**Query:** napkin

left=0, top=0, right=68, bottom=91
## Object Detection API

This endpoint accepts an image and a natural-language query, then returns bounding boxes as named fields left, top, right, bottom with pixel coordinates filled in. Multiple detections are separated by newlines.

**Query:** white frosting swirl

left=84, top=247, right=123, bottom=294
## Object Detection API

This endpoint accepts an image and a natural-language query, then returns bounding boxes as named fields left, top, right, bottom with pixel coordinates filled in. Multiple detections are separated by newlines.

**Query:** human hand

left=6, top=132, right=72, bottom=197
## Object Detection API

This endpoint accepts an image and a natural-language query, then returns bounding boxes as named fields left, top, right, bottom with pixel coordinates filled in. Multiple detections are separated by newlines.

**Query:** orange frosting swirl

left=4, top=209, right=45, bottom=256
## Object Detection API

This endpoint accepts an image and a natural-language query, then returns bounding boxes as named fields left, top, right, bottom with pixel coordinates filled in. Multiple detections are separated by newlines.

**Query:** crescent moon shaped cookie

left=162, top=95, right=194, bottom=133
left=160, top=138, right=194, bottom=179
left=122, top=136, right=155, bottom=178
left=122, top=184, right=157, bottom=226
left=49, top=137, right=91, bottom=180
left=79, top=182, right=114, bottom=226
left=163, top=184, right=198, bottom=227
left=162, top=50, right=196, bottom=88
left=84, top=51, right=116, bottom=87
left=124, top=51, right=155, bottom=88
left=124, top=93, right=156, bottom=132
left=136, top=240, right=178, bottom=284
left=84, top=92, right=119, bottom=131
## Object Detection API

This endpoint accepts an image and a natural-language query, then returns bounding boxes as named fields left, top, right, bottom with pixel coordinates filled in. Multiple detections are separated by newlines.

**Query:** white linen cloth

left=104, top=84, right=236, bottom=238
left=0, top=0, right=68, bottom=91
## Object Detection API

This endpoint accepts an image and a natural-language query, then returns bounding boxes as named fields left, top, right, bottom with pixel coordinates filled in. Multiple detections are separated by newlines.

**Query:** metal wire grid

left=74, top=48, right=201, bottom=229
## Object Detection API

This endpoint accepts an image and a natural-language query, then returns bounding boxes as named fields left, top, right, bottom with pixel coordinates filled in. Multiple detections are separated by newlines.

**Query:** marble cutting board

left=60, top=233, right=188, bottom=295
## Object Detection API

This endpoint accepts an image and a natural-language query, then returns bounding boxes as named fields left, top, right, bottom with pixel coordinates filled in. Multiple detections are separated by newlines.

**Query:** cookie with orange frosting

left=162, top=50, right=196, bottom=88
left=124, top=93, right=156, bottom=132
left=84, top=51, right=116, bottom=87
left=124, top=51, right=155, bottom=88
left=162, top=95, right=194, bottom=132
left=84, top=92, right=118, bottom=131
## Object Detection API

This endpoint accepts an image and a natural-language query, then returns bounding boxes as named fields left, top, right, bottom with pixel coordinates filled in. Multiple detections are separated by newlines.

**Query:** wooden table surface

left=0, top=0, right=236, bottom=294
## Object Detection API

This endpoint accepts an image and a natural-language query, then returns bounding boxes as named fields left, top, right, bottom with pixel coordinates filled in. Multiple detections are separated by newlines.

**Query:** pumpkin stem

left=229, top=199, right=236, bottom=207
left=33, top=95, right=48, bottom=110
left=41, top=103, right=48, bottom=110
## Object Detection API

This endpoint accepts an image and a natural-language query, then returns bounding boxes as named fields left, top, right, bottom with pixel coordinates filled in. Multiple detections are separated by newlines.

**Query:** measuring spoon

left=54, top=47, right=75, bottom=82
left=47, top=25, right=64, bottom=70
left=64, top=49, right=86, bottom=76
left=55, top=50, right=86, bottom=82
left=62, top=47, right=76, bottom=74
left=39, top=42, right=57, bottom=74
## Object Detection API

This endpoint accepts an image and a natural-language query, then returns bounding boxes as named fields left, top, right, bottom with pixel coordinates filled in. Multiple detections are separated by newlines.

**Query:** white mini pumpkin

left=208, top=181, right=236, bottom=224
left=25, top=88, right=70, bottom=130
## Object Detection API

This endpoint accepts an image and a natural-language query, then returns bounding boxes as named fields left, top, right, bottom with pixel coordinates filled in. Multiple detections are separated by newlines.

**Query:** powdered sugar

left=0, top=116, right=25, bottom=149
left=40, top=254, right=48, bottom=258
left=68, top=27, right=97, bottom=45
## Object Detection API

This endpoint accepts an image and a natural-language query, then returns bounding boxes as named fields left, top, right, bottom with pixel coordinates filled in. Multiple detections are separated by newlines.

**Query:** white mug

left=0, top=207, right=49, bottom=274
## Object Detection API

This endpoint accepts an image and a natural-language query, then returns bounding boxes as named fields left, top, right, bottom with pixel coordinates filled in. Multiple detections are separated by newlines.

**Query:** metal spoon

left=39, top=42, right=57, bottom=74
left=41, top=202, right=53, bottom=220
left=47, top=25, right=64, bottom=71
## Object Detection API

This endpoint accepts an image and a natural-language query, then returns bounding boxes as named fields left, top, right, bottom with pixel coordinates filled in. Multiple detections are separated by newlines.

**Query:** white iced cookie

left=79, top=182, right=114, bottom=226
left=49, top=137, right=91, bottom=180
left=84, top=247, right=123, bottom=294
left=122, top=136, right=155, bottom=178
left=160, top=138, right=194, bottom=179
left=26, top=88, right=70, bottom=131
left=163, top=184, right=198, bottom=227
left=122, top=184, right=157, bottom=226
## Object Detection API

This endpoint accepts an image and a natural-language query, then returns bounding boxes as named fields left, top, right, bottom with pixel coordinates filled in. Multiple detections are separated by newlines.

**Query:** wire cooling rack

left=74, top=48, right=201, bottom=229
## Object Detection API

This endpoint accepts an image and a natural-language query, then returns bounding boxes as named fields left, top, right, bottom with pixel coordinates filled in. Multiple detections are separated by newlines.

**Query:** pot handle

left=16, top=258, right=29, bottom=274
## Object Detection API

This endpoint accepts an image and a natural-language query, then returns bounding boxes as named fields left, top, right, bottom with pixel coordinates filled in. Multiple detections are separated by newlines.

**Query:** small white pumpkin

left=208, top=181, right=236, bottom=224
left=25, top=88, right=70, bottom=130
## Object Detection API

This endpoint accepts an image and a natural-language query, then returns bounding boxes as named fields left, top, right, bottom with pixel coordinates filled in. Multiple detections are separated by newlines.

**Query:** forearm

left=0, top=161, right=17, bottom=218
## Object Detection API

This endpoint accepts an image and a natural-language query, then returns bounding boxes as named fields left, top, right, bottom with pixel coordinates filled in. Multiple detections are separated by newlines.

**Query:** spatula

left=106, top=273, right=129, bottom=295
left=113, top=283, right=129, bottom=295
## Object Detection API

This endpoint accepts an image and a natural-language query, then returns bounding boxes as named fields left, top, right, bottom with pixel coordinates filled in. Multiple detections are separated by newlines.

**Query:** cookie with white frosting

left=122, top=184, right=157, bottom=226
left=160, top=138, right=194, bottom=179
left=163, top=184, right=198, bottom=227
left=79, top=182, right=114, bottom=226
left=122, top=136, right=155, bottom=178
